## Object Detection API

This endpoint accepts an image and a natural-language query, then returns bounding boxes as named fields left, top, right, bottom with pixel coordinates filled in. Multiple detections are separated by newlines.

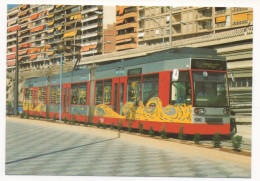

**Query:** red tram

left=23, top=48, right=234, bottom=135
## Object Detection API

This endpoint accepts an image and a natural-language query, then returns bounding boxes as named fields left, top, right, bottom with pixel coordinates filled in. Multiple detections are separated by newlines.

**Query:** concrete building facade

left=116, top=6, right=138, bottom=51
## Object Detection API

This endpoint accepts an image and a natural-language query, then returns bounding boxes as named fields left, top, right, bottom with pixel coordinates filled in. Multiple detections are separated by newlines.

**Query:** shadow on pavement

left=6, top=138, right=117, bottom=165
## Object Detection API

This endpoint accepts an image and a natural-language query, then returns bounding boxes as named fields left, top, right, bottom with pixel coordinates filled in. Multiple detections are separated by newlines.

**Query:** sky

left=7, top=4, right=18, bottom=10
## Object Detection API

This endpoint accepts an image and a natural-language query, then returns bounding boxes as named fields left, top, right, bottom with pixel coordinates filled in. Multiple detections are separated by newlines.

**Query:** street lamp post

left=169, top=6, right=172, bottom=48
left=140, top=17, right=165, bottom=44
left=56, top=44, right=66, bottom=121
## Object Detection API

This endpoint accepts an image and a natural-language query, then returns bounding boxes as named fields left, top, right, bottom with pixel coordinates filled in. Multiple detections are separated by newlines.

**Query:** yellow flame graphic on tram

left=94, top=97, right=192, bottom=123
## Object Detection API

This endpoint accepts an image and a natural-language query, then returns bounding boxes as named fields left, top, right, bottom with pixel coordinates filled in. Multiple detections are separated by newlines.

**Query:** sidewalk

left=6, top=116, right=251, bottom=167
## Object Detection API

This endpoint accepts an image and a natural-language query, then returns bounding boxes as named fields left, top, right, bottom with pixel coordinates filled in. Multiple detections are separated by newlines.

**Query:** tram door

left=62, top=84, right=71, bottom=118
left=113, top=77, right=126, bottom=115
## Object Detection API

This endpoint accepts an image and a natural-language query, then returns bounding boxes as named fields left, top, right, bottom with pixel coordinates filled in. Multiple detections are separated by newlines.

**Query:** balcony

left=116, top=22, right=138, bottom=31
left=8, top=8, right=19, bottom=16
left=116, top=32, right=137, bottom=41
left=81, top=6, right=98, bottom=14
left=232, top=7, right=249, bottom=13
left=7, top=37, right=17, bottom=42
left=117, top=12, right=138, bottom=20
left=81, top=49, right=98, bottom=56
left=233, top=20, right=249, bottom=26
left=81, top=22, right=99, bottom=31
left=198, top=25, right=212, bottom=31
left=215, top=22, right=228, bottom=29
left=215, top=9, right=228, bottom=16
left=197, top=13, right=212, bottom=20
left=81, top=32, right=99, bottom=39
left=116, top=42, right=137, bottom=51
left=55, top=15, right=63, bottom=20
left=81, top=15, right=99, bottom=23
left=81, top=40, right=99, bottom=46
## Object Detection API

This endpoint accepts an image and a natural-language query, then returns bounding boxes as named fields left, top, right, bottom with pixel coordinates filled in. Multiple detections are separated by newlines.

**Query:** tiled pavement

left=5, top=119, right=251, bottom=177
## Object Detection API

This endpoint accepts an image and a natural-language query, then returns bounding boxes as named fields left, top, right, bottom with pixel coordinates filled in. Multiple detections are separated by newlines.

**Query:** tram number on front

left=194, top=118, right=202, bottom=122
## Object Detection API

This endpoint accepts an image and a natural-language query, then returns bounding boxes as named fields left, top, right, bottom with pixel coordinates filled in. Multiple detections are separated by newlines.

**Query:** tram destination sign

left=191, top=59, right=227, bottom=71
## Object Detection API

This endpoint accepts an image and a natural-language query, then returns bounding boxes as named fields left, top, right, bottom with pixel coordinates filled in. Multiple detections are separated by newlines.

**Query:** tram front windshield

left=192, top=71, right=229, bottom=107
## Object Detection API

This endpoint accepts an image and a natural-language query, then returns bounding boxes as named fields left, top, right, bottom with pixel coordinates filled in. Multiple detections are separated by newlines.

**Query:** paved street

left=6, top=119, right=251, bottom=177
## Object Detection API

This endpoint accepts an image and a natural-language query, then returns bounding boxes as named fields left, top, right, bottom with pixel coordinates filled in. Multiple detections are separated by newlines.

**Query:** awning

left=19, top=49, right=27, bottom=55
left=216, top=16, right=226, bottom=23
left=48, top=28, right=54, bottom=33
left=31, top=25, right=45, bottom=33
left=19, top=43, right=31, bottom=48
left=12, top=47, right=16, bottom=52
left=30, top=48, right=41, bottom=53
left=48, top=51, right=54, bottom=55
left=80, top=44, right=97, bottom=52
left=7, top=54, right=16, bottom=60
left=7, top=60, right=16, bottom=66
left=56, top=5, right=62, bottom=8
left=30, top=13, right=38, bottom=20
left=57, top=26, right=62, bottom=30
left=20, top=5, right=28, bottom=10
left=43, top=45, right=51, bottom=52
left=19, top=10, right=29, bottom=17
left=30, top=54, right=38, bottom=60
left=48, top=14, right=54, bottom=18
left=21, top=18, right=28, bottom=23
left=48, top=21, right=54, bottom=26
left=70, top=14, right=82, bottom=20
left=7, top=25, right=20, bottom=32
left=80, top=46, right=90, bottom=52
left=233, top=12, right=252, bottom=22
left=63, top=30, right=77, bottom=38
left=119, top=8, right=124, bottom=15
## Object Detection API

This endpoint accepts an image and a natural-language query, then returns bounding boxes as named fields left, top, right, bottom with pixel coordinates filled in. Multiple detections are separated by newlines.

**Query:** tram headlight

left=194, top=108, right=206, bottom=115
left=223, top=108, right=230, bottom=115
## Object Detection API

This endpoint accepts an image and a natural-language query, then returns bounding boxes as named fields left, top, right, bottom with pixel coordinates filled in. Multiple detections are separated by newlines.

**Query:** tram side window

left=25, top=88, right=32, bottom=101
left=142, top=74, right=159, bottom=105
left=170, top=71, right=191, bottom=105
left=50, top=86, right=60, bottom=104
left=38, top=87, right=46, bottom=103
left=103, top=80, right=112, bottom=105
left=71, top=84, right=79, bottom=104
left=95, top=80, right=112, bottom=105
left=95, top=81, right=103, bottom=105
left=79, top=83, right=87, bottom=104
left=127, top=76, right=141, bottom=104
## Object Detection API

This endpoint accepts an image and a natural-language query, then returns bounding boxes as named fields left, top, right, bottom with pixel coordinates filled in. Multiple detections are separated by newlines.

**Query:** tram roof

left=96, top=47, right=225, bottom=72
left=24, top=47, right=225, bottom=87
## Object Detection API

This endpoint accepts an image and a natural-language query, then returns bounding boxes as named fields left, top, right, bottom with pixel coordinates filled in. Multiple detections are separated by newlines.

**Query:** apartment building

left=47, top=5, right=64, bottom=65
left=138, top=7, right=253, bottom=44
left=7, top=5, right=20, bottom=73
left=80, top=5, right=116, bottom=59
left=116, top=6, right=138, bottom=51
